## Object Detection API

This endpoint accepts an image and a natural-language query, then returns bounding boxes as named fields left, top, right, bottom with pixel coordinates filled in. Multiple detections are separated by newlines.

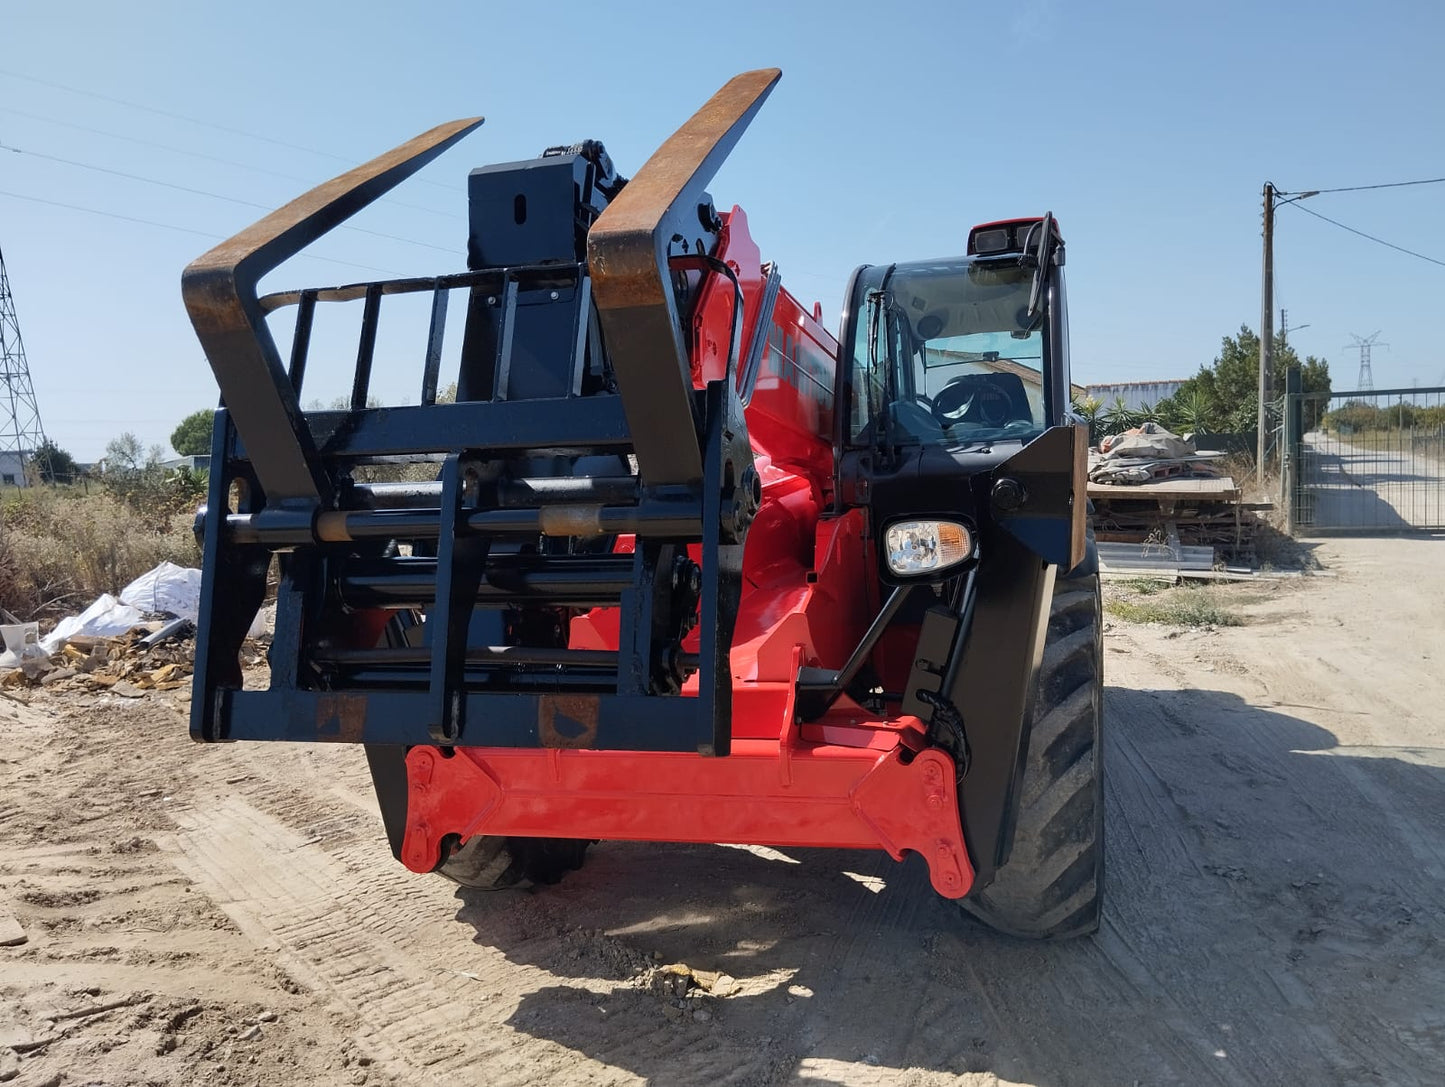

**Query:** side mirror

left=1025, top=211, right=1055, bottom=322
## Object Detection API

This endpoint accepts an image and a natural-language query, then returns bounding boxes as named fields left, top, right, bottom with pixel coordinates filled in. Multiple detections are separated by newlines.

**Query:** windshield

left=848, top=259, right=1048, bottom=447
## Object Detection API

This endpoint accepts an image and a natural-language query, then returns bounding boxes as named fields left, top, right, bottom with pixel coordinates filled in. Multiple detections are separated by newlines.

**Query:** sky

left=3, top=0, right=1442, bottom=460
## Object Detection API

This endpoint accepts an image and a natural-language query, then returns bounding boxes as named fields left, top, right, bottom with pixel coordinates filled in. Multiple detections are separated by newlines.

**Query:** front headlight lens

left=885, top=520, right=974, bottom=576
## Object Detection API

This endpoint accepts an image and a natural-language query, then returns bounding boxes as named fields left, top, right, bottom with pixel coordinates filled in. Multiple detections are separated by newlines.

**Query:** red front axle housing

left=400, top=716, right=973, bottom=900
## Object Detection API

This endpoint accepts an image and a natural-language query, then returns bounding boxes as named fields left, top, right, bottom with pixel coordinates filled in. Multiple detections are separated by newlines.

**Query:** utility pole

left=1257, top=186, right=1317, bottom=486
left=1257, top=183, right=1274, bottom=485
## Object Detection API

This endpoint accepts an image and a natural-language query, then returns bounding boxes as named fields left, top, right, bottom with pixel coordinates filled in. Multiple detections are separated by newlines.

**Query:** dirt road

left=3, top=536, right=1443, bottom=1086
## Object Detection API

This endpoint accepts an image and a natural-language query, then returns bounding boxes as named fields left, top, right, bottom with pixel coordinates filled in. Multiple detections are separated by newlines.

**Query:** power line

left=0, top=141, right=456, bottom=254
left=1281, top=200, right=1445, bottom=269
left=0, top=188, right=403, bottom=276
left=0, top=105, right=460, bottom=219
left=1, top=142, right=278, bottom=210
left=0, top=67, right=461, bottom=193
left=0, top=188, right=216, bottom=240
left=0, top=67, right=355, bottom=163
left=1283, top=176, right=1445, bottom=196
left=46, top=417, right=186, bottom=424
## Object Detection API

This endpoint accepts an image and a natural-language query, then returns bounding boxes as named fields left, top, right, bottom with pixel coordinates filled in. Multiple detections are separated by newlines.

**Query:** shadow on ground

left=450, top=687, right=1445, bottom=1086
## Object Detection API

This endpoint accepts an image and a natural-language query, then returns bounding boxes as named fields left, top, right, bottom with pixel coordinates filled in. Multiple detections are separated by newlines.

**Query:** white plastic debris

left=40, top=594, right=147, bottom=653
left=120, top=562, right=203, bottom=624
left=246, top=604, right=275, bottom=640
left=0, top=622, right=44, bottom=668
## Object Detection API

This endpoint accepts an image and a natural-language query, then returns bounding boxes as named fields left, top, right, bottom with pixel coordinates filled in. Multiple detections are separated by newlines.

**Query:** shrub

left=1105, top=587, right=1242, bottom=627
left=0, top=487, right=200, bottom=622
left=1324, top=399, right=1445, bottom=435
left=101, top=469, right=207, bottom=532
left=32, top=439, right=82, bottom=485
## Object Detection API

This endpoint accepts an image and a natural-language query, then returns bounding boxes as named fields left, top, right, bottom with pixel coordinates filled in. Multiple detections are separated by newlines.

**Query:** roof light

left=969, top=217, right=1062, bottom=256
left=971, top=228, right=1012, bottom=255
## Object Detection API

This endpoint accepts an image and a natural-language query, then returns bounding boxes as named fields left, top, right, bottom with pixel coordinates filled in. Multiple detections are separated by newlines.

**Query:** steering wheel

left=890, top=397, right=944, bottom=439
left=931, top=379, right=977, bottom=427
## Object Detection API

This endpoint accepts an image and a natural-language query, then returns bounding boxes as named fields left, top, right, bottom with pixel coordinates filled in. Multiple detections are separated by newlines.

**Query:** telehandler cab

left=183, top=68, right=1102, bottom=939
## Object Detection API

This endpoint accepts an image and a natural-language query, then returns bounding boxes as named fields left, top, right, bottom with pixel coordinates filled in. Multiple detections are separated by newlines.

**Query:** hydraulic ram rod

left=335, top=555, right=635, bottom=609
left=223, top=500, right=702, bottom=544
left=344, top=477, right=642, bottom=510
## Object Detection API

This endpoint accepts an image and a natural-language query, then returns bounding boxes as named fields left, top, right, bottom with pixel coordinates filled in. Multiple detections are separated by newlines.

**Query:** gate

left=1286, top=384, right=1445, bottom=532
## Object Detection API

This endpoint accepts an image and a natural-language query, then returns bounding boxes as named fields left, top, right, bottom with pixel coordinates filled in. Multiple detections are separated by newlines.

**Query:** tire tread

left=959, top=566, right=1104, bottom=940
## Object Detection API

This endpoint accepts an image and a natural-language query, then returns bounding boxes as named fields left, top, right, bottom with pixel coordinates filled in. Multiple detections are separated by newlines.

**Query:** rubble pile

left=1086, top=423, right=1263, bottom=567
left=0, top=562, right=273, bottom=700
left=1089, top=422, right=1225, bottom=485
left=1, top=625, right=197, bottom=698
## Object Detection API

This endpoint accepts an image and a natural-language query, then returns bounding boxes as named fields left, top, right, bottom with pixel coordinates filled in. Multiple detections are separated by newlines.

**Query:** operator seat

left=941, top=371, right=1034, bottom=426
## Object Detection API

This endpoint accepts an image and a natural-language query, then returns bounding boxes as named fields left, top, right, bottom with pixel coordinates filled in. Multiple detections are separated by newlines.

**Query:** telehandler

left=182, top=69, right=1102, bottom=939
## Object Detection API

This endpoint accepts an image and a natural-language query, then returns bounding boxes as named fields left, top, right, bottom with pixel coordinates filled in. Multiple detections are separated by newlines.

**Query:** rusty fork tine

left=587, top=69, right=781, bottom=488
left=182, top=117, right=484, bottom=502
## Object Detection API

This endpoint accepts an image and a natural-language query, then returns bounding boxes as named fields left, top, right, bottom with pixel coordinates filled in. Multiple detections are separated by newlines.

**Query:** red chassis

left=399, top=713, right=972, bottom=899
left=392, top=207, right=974, bottom=899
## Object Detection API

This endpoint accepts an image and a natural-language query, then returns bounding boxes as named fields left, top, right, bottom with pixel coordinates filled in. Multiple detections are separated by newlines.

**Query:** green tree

left=1162, top=387, right=1212, bottom=434
left=1102, top=395, right=1142, bottom=435
left=1072, top=394, right=1103, bottom=445
left=104, top=432, right=146, bottom=473
left=1158, top=325, right=1330, bottom=434
left=101, top=432, right=204, bottom=529
left=170, top=409, right=215, bottom=457
left=32, top=439, right=80, bottom=484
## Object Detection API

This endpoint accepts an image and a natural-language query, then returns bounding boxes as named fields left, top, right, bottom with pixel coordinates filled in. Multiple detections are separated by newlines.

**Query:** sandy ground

left=2, top=535, right=1443, bottom=1087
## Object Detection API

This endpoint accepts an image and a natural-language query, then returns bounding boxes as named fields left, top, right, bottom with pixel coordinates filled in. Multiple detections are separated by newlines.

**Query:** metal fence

left=1286, top=385, right=1445, bottom=532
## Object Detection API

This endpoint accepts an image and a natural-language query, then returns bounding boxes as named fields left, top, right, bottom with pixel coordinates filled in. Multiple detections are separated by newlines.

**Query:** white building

left=1084, top=379, right=1187, bottom=412
left=0, top=450, right=30, bottom=488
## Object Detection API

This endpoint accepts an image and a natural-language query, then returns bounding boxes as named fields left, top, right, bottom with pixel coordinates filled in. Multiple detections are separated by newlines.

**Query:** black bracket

left=427, top=453, right=491, bottom=744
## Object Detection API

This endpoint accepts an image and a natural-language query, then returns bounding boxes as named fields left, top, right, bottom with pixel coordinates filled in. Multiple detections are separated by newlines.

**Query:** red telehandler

left=182, top=69, right=1102, bottom=939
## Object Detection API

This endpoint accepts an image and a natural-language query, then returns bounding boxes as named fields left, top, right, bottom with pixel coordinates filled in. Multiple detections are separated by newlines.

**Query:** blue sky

left=3, top=0, right=1442, bottom=459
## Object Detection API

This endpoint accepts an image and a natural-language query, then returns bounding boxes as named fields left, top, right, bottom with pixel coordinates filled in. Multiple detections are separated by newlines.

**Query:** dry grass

left=0, top=486, right=200, bottom=623
left=1104, top=583, right=1244, bottom=627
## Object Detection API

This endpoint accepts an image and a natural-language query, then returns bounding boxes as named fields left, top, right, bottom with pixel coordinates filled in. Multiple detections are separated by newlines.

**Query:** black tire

left=436, top=834, right=592, bottom=891
left=960, top=567, right=1104, bottom=939
left=365, top=745, right=592, bottom=891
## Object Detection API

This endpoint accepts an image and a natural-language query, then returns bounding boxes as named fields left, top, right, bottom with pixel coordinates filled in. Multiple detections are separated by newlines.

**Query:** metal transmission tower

left=0, top=245, right=47, bottom=475
left=1346, top=331, right=1385, bottom=391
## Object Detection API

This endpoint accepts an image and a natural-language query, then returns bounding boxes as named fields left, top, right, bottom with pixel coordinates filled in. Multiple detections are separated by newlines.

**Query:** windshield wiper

left=865, top=288, right=884, bottom=376
left=865, top=271, right=899, bottom=454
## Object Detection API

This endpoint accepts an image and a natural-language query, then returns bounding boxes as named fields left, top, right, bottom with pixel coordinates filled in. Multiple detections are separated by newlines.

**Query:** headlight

left=884, top=520, right=974, bottom=577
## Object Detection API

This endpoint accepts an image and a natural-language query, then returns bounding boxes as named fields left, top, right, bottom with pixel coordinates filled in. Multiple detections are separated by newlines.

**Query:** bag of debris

left=40, top=594, right=147, bottom=654
left=120, top=561, right=203, bottom=623
left=1099, top=422, right=1196, bottom=460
